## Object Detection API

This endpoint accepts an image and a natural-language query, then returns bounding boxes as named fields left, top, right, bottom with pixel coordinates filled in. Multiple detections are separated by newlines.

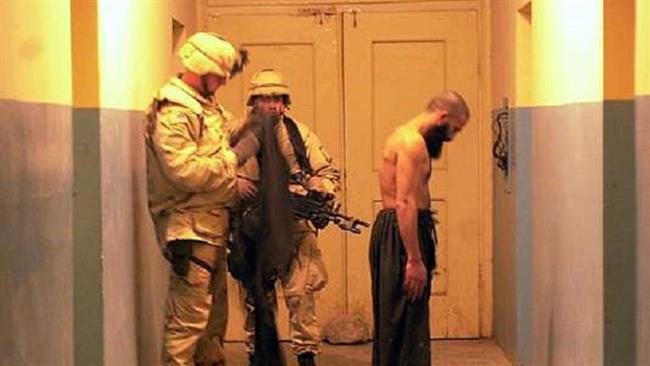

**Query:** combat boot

left=297, top=352, right=316, bottom=366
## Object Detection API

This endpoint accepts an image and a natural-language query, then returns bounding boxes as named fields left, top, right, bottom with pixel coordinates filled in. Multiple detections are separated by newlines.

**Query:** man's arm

left=236, top=158, right=259, bottom=201
left=304, top=129, right=341, bottom=197
left=151, top=111, right=237, bottom=193
left=395, top=134, right=428, bottom=301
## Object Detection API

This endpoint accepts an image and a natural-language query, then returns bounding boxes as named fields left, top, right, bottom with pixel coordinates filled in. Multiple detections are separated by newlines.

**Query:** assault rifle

left=289, top=192, right=370, bottom=234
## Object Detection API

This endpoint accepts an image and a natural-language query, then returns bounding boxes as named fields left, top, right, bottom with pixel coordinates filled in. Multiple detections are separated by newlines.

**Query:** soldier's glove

left=165, top=241, right=192, bottom=277
left=231, top=114, right=269, bottom=165
left=227, top=243, right=253, bottom=284
left=311, top=215, right=330, bottom=230
left=231, top=127, right=261, bottom=165
left=308, top=190, right=335, bottom=204
left=307, top=190, right=335, bottom=229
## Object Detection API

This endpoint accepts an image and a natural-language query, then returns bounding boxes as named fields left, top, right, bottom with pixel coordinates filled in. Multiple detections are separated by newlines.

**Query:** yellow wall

left=71, top=0, right=99, bottom=108
left=532, top=0, right=603, bottom=105
left=515, top=2, right=532, bottom=107
left=95, top=2, right=197, bottom=364
left=500, top=0, right=646, bottom=104
left=490, top=0, right=518, bottom=107
left=98, top=0, right=197, bottom=110
left=0, top=0, right=201, bottom=109
left=604, top=0, right=635, bottom=100
left=637, top=0, right=650, bottom=95
left=0, top=0, right=72, bottom=104
left=490, top=0, right=532, bottom=108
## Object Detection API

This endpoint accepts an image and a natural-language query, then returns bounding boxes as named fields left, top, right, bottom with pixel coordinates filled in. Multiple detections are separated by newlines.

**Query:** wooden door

left=206, top=12, right=344, bottom=340
left=343, top=10, right=481, bottom=338
left=209, top=5, right=482, bottom=340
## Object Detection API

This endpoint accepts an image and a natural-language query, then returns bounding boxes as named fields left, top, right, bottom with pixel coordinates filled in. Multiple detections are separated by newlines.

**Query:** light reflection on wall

left=533, top=0, right=603, bottom=105
left=515, top=2, right=532, bottom=107
left=99, top=1, right=169, bottom=110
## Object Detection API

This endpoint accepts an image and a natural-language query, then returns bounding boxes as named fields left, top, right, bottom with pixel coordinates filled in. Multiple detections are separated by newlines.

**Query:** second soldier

left=232, top=69, right=341, bottom=366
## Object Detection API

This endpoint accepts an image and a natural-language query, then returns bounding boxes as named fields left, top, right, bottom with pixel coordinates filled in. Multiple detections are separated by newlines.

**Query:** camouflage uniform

left=235, top=70, right=340, bottom=359
left=145, top=32, right=243, bottom=366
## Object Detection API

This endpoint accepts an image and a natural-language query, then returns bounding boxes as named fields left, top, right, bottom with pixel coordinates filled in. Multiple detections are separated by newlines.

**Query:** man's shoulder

left=157, top=104, right=194, bottom=124
left=218, top=106, right=234, bottom=122
left=284, top=115, right=308, bottom=129
left=385, top=127, right=426, bottom=162
left=392, top=126, right=423, bottom=148
left=154, top=80, right=203, bottom=116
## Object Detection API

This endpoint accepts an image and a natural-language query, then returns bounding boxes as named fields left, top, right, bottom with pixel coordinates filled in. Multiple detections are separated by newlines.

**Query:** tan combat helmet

left=178, top=32, right=240, bottom=79
left=246, top=68, right=292, bottom=106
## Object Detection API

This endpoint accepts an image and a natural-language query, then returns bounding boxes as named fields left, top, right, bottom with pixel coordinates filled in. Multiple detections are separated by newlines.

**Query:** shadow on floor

left=224, top=339, right=512, bottom=366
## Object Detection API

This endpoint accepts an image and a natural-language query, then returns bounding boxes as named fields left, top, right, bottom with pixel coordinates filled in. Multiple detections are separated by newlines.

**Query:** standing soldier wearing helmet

left=233, top=69, right=340, bottom=366
left=144, top=32, right=250, bottom=366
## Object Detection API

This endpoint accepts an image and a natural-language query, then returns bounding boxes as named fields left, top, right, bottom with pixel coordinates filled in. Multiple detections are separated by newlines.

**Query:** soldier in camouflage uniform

left=144, top=32, right=248, bottom=366
left=234, top=69, right=340, bottom=366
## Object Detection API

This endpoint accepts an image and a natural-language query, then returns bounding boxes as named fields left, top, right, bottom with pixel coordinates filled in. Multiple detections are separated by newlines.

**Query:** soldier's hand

left=404, top=258, right=427, bottom=302
left=231, top=127, right=261, bottom=166
left=307, top=190, right=334, bottom=203
left=237, top=177, right=258, bottom=201
left=311, top=215, right=330, bottom=230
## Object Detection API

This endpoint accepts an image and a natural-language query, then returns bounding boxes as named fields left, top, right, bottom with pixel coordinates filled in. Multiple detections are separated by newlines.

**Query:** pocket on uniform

left=306, top=247, right=328, bottom=292
left=192, top=211, right=229, bottom=240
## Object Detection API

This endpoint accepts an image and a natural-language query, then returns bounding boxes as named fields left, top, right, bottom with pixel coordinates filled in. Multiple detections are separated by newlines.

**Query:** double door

left=210, top=5, right=481, bottom=339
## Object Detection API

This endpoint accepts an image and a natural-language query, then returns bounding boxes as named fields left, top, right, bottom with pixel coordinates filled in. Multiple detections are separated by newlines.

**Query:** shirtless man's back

left=379, top=125, right=432, bottom=210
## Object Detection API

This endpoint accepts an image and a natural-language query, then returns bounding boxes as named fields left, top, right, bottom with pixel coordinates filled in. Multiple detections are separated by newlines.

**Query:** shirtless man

left=369, top=91, right=470, bottom=366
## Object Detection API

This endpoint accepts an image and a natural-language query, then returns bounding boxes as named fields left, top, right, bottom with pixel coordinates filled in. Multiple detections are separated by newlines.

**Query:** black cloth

left=282, top=116, right=312, bottom=174
left=253, top=116, right=293, bottom=366
left=230, top=114, right=292, bottom=366
left=369, top=208, right=437, bottom=366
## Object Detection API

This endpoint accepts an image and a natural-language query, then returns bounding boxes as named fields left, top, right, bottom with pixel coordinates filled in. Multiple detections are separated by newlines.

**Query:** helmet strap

left=200, top=75, right=211, bottom=98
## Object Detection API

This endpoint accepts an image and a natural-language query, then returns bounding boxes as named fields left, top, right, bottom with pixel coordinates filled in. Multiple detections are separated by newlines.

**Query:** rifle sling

left=283, top=116, right=313, bottom=175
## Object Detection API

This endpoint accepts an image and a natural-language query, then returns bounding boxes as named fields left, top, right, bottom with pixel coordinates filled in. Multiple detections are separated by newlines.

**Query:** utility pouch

left=165, top=240, right=193, bottom=277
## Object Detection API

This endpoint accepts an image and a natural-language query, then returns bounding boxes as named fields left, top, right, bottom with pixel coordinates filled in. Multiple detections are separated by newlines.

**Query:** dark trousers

left=369, top=209, right=437, bottom=366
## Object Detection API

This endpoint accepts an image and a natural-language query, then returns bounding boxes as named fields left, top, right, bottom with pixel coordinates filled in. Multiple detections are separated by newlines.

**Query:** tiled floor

left=224, top=339, right=513, bottom=365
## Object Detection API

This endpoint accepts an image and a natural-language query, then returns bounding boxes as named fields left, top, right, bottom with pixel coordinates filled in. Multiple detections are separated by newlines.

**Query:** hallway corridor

left=2, top=1, right=648, bottom=365
left=224, top=339, right=512, bottom=366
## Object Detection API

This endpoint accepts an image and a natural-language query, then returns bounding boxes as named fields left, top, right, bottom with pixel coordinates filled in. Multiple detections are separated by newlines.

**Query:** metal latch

left=347, top=8, right=361, bottom=28
left=297, top=6, right=336, bottom=25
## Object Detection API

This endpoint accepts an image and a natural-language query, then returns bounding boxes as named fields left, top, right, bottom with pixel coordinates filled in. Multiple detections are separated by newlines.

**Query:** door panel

left=207, top=13, right=344, bottom=340
left=344, top=10, right=480, bottom=338
left=209, top=7, right=481, bottom=340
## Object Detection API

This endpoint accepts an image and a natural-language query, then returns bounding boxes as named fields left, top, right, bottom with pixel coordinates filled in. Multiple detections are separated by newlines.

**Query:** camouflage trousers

left=163, top=242, right=228, bottom=366
left=240, top=228, right=328, bottom=355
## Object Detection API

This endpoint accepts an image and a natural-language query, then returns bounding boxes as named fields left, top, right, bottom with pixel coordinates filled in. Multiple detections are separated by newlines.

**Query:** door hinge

left=297, top=6, right=336, bottom=25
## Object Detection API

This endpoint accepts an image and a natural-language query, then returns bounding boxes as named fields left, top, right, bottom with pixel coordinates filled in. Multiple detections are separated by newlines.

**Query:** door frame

left=202, top=0, right=493, bottom=338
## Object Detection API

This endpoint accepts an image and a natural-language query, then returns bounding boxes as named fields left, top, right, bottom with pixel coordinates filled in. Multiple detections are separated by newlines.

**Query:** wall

left=602, top=2, right=636, bottom=365
left=636, top=1, right=650, bottom=364
left=0, top=2, right=74, bottom=365
left=490, top=1, right=533, bottom=365
left=490, top=0, right=517, bottom=362
left=96, top=2, right=197, bottom=365
left=531, top=2, right=604, bottom=365
left=0, top=1, right=196, bottom=365
left=491, top=0, right=648, bottom=365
